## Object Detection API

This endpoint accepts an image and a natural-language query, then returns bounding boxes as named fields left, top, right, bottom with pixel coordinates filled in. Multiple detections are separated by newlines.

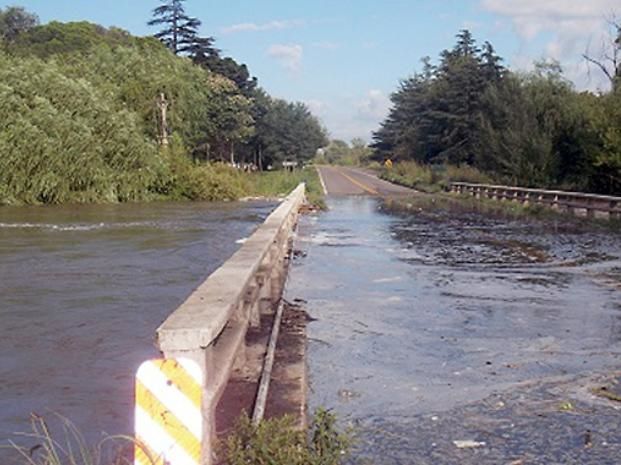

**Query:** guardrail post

left=584, top=198, right=595, bottom=218
left=610, top=201, right=619, bottom=220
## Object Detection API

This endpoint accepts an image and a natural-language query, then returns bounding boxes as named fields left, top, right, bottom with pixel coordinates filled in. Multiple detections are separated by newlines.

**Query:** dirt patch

left=265, top=302, right=309, bottom=423
left=215, top=301, right=308, bottom=438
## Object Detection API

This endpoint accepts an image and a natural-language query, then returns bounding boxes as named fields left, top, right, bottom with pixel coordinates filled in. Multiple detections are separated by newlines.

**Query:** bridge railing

left=450, top=182, right=621, bottom=220
left=155, top=183, right=306, bottom=464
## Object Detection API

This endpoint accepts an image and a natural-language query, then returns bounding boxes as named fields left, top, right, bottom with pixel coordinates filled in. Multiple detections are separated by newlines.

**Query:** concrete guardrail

left=155, top=183, right=306, bottom=464
left=450, top=182, right=621, bottom=220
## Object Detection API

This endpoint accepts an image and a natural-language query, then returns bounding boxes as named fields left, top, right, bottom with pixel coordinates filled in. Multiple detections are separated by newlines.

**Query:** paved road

left=317, top=166, right=413, bottom=196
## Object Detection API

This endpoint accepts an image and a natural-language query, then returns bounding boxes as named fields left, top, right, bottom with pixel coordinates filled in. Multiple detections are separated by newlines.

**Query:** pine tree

left=147, top=0, right=201, bottom=55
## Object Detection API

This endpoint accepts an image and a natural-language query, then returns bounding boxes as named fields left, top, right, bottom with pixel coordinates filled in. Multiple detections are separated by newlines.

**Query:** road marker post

left=135, top=358, right=203, bottom=465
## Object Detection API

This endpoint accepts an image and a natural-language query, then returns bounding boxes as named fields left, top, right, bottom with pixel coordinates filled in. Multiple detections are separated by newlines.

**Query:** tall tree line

left=147, top=0, right=326, bottom=168
left=0, top=3, right=327, bottom=204
left=372, top=29, right=621, bottom=195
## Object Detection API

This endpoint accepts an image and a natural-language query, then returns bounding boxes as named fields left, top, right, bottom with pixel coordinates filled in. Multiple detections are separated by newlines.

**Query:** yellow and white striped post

left=134, top=358, right=203, bottom=465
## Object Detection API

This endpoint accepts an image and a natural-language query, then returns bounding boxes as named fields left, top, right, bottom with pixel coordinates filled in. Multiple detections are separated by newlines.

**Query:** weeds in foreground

left=222, top=408, right=351, bottom=465
left=2, top=413, right=136, bottom=465
left=4, top=409, right=349, bottom=465
left=379, top=161, right=492, bottom=193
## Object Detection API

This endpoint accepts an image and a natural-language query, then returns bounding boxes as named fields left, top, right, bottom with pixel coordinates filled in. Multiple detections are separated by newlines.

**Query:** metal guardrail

left=450, top=182, right=621, bottom=219
left=155, top=183, right=306, bottom=464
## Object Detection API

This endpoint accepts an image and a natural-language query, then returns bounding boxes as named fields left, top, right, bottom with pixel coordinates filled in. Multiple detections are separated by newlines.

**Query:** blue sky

left=2, top=0, right=619, bottom=141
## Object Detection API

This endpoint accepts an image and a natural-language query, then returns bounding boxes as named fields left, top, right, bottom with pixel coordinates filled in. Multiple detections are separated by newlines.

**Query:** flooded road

left=0, top=200, right=275, bottom=454
left=288, top=197, right=621, bottom=464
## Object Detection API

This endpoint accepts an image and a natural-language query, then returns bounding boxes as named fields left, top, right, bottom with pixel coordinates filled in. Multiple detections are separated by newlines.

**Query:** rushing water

left=289, top=197, right=621, bottom=464
left=0, top=200, right=276, bottom=456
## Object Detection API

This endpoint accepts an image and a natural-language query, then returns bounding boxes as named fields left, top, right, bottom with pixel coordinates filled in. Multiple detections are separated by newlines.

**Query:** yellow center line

left=335, top=168, right=379, bottom=195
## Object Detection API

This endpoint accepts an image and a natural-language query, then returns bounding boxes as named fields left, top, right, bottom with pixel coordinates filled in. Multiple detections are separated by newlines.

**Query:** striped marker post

left=135, top=358, right=203, bottom=465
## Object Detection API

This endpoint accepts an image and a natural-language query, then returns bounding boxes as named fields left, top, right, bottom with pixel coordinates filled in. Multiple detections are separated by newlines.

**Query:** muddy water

left=289, top=197, right=621, bottom=464
left=0, top=200, right=275, bottom=454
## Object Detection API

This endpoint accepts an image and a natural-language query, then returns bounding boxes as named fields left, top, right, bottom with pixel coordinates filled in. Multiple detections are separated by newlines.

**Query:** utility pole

left=156, top=93, right=169, bottom=146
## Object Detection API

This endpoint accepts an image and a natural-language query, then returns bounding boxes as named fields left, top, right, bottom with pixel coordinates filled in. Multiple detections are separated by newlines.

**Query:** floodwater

left=0, top=200, right=275, bottom=457
left=289, top=197, right=621, bottom=464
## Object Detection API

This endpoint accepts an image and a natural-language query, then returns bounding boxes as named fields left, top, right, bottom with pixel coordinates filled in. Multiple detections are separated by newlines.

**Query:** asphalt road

left=317, top=166, right=413, bottom=196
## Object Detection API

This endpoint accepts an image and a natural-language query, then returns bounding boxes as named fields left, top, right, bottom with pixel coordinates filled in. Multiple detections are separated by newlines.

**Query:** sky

left=2, top=0, right=620, bottom=142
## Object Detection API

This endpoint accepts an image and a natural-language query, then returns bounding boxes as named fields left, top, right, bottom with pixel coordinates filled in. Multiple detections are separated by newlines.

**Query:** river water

left=289, top=197, right=621, bottom=464
left=0, top=200, right=276, bottom=457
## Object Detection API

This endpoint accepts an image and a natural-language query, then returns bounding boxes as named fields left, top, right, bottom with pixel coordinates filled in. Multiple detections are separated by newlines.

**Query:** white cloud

left=221, top=19, right=304, bottom=34
left=319, top=90, right=392, bottom=142
left=267, top=44, right=304, bottom=72
left=480, top=0, right=619, bottom=89
left=304, top=99, right=328, bottom=116
left=357, top=90, right=391, bottom=121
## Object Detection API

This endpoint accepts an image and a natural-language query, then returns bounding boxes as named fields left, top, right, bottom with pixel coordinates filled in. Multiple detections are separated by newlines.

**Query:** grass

left=248, top=167, right=326, bottom=209
left=377, top=161, right=621, bottom=230
left=3, top=409, right=349, bottom=465
left=221, top=408, right=351, bottom=465
left=2, top=413, right=136, bottom=465
left=379, top=161, right=492, bottom=193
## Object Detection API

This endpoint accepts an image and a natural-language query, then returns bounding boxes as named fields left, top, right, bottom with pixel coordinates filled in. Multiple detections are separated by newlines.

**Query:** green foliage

left=381, top=161, right=491, bottom=193
left=9, top=21, right=134, bottom=57
left=250, top=97, right=328, bottom=169
left=0, top=8, right=328, bottom=205
left=249, top=167, right=326, bottom=208
left=168, top=151, right=251, bottom=201
left=147, top=0, right=203, bottom=55
left=0, top=6, right=39, bottom=42
left=222, top=409, right=350, bottom=465
left=0, top=51, right=163, bottom=205
left=322, top=139, right=372, bottom=166
left=373, top=29, right=621, bottom=195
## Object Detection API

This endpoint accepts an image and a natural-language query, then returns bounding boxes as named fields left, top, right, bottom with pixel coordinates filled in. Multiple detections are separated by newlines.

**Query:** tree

left=194, top=54, right=258, bottom=95
left=0, top=6, right=38, bottom=42
left=147, top=0, right=201, bottom=55
left=583, top=18, right=620, bottom=90
left=250, top=97, right=327, bottom=169
left=9, top=21, right=134, bottom=58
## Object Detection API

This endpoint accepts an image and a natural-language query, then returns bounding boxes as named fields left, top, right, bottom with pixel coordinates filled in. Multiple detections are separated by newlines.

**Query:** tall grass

left=380, top=161, right=492, bottom=192
left=248, top=167, right=326, bottom=208
left=3, top=409, right=348, bottom=465
left=2, top=413, right=138, bottom=465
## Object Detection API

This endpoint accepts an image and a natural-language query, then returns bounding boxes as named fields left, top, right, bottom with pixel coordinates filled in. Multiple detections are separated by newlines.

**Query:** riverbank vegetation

left=4, top=409, right=350, bottom=465
left=0, top=5, right=328, bottom=206
left=249, top=168, right=326, bottom=209
left=372, top=27, right=621, bottom=196
left=379, top=161, right=492, bottom=193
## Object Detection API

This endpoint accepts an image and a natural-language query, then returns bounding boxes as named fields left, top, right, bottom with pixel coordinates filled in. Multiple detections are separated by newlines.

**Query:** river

left=0, top=200, right=276, bottom=457
left=289, top=196, right=621, bottom=464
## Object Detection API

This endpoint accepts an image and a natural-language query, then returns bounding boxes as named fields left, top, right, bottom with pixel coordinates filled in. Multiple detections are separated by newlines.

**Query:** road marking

left=335, top=168, right=380, bottom=195
left=135, top=358, right=203, bottom=465
left=316, top=167, right=328, bottom=195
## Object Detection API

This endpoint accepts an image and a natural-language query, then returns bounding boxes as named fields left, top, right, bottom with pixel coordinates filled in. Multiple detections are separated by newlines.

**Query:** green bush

left=223, top=409, right=350, bottom=465
left=380, top=160, right=493, bottom=192
left=0, top=52, right=163, bottom=205
left=248, top=168, right=326, bottom=208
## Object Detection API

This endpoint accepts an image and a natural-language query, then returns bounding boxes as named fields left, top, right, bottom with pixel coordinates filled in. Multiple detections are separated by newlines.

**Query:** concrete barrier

left=450, top=182, right=621, bottom=220
left=155, top=183, right=306, bottom=464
